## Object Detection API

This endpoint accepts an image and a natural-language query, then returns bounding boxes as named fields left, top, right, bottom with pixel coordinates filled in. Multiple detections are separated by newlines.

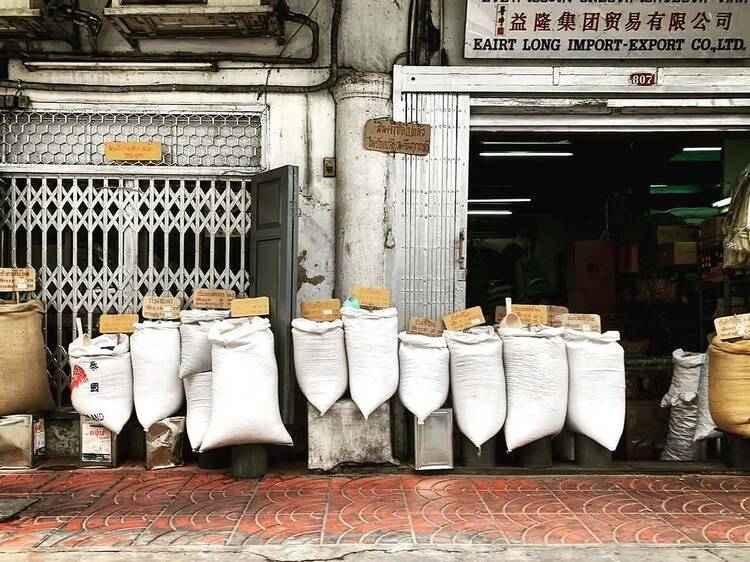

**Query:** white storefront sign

left=465, top=1, right=749, bottom=59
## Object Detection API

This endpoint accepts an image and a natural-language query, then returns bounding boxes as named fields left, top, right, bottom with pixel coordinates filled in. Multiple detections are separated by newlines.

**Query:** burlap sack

left=709, top=337, right=750, bottom=438
left=0, top=300, right=55, bottom=415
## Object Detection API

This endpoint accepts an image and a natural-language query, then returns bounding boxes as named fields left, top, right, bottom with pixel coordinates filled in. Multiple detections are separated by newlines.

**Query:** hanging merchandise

left=564, top=330, right=625, bottom=451
left=291, top=318, right=348, bottom=416
left=179, top=309, right=230, bottom=378
left=341, top=307, right=399, bottom=419
left=183, top=370, right=212, bottom=451
left=131, top=321, right=183, bottom=431
left=200, top=317, right=292, bottom=450
left=444, top=327, right=506, bottom=451
left=709, top=337, right=750, bottom=438
left=723, top=163, right=750, bottom=269
left=0, top=300, right=55, bottom=416
left=69, top=333, right=133, bottom=434
left=694, top=351, right=722, bottom=441
left=398, top=332, right=450, bottom=425
left=499, top=326, right=568, bottom=452
left=660, top=349, right=703, bottom=461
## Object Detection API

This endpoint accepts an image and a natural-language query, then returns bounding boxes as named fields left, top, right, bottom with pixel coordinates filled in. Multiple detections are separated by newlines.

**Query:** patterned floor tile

left=542, top=477, right=620, bottom=492
left=481, top=491, right=570, bottom=515
left=33, top=472, right=120, bottom=496
left=0, top=517, right=67, bottom=548
left=627, top=491, right=731, bottom=515
left=325, top=503, right=413, bottom=545
left=686, top=476, right=750, bottom=493
left=554, top=491, right=651, bottom=515
left=412, top=511, right=505, bottom=545
left=405, top=489, right=488, bottom=518
left=492, top=512, right=598, bottom=545
left=0, top=473, right=57, bottom=494
left=246, top=490, right=328, bottom=517
left=38, top=516, right=151, bottom=548
left=257, top=475, right=329, bottom=494
left=402, top=476, right=474, bottom=495
left=181, top=472, right=259, bottom=495
left=470, top=477, right=547, bottom=492
left=610, top=476, right=692, bottom=493
left=1, top=493, right=98, bottom=519
left=162, top=492, right=249, bottom=521
left=230, top=512, right=324, bottom=545
left=136, top=515, right=235, bottom=546
left=577, top=512, right=690, bottom=544
left=701, top=491, right=750, bottom=514
left=660, top=514, right=750, bottom=544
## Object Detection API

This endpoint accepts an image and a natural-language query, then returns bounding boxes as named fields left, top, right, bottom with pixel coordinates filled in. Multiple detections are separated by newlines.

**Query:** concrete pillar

left=332, top=71, right=392, bottom=299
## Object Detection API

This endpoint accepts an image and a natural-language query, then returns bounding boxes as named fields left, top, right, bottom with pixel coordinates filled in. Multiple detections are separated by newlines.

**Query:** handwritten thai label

left=99, top=314, right=138, bottom=334
left=142, top=296, right=181, bottom=320
left=408, top=316, right=444, bottom=338
left=715, top=313, right=750, bottom=341
left=495, top=304, right=569, bottom=327
left=443, top=307, right=485, bottom=332
left=105, top=141, right=162, bottom=162
left=301, top=299, right=341, bottom=322
left=560, top=313, right=602, bottom=333
left=0, top=268, right=35, bottom=291
left=193, top=288, right=235, bottom=310
left=363, top=119, right=431, bottom=156
left=231, top=296, right=270, bottom=318
left=352, top=286, right=391, bottom=309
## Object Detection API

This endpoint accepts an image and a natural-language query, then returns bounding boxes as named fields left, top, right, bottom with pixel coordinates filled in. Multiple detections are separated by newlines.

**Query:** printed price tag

left=193, top=288, right=235, bottom=310
left=142, top=296, right=181, bottom=320
left=301, top=299, right=341, bottom=322
left=231, top=296, right=270, bottom=318
left=99, top=314, right=138, bottom=334
left=560, top=313, right=602, bottom=333
left=443, top=307, right=485, bottom=332
left=0, top=268, right=36, bottom=292
left=408, top=316, right=444, bottom=337
left=714, top=313, right=750, bottom=341
left=352, top=286, right=391, bottom=309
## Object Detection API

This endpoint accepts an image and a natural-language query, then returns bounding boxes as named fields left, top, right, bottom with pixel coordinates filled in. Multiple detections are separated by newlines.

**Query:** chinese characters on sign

left=465, top=1, right=749, bottom=59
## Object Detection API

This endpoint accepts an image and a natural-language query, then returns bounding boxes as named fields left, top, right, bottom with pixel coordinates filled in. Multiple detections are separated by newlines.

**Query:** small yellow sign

left=560, top=313, right=602, bottom=333
left=301, top=299, right=341, bottom=322
left=0, top=268, right=35, bottom=292
left=352, top=286, right=391, bottom=309
left=142, top=296, right=181, bottom=320
left=408, top=316, right=444, bottom=338
left=231, top=296, right=270, bottom=318
left=99, top=314, right=139, bottom=334
left=714, top=313, right=750, bottom=341
left=194, top=288, right=235, bottom=310
left=443, top=307, right=485, bottom=332
left=105, top=142, right=162, bottom=162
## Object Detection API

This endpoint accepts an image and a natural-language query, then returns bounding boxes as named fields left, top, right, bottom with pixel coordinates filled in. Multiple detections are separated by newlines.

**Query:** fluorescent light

left=650, top=184, right=668, bottom=188
left=683, top=147, right=722, bottom=152
left=23, top=61, right=217, bottom=72
left=479, top=152, right=573, bottom=158
left=468, top=198, right=531, bottom=204
left=468, top=210, right=513, bottom=216
left=713, top=197, right=731, bottom=208
left=481, top=141, right=571, bottom=146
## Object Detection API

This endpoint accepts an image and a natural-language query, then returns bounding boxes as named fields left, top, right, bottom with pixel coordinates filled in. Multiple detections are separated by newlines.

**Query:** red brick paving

left=1, top=467, right=750, bottom=547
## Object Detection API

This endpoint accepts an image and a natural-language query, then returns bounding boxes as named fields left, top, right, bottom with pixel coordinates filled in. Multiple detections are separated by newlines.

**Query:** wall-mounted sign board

left=193, top=288, right=235, bottom=310
left=105, top=141, right=162, bottom=162
left=142, top=296, right=181, bottom=320
left=443, top=306, right=485, bottom=332
left=408, top=316, right=444, bottom=338
left=465, top=2, right=749, bottom=60
left=352, top=286, right=391, bottom=309
left=99, top=314, right=139, bottom=334
left=363, top=119, right=431, bottom=156
left=301, top=299, right=341, bottom=322
left=0, top=268, right=35, bottom=292
left=231, top=296, right=270, bottom=318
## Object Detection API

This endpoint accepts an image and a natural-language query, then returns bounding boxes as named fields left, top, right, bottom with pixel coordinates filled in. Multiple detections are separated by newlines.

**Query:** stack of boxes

left=655, top=225, right=699, bottom=268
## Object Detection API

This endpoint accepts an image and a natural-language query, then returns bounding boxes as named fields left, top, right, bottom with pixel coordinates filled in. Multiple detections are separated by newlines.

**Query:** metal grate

left=0, top=110, right=263, bottom=169
left=0, top=174, right=253, bottom=407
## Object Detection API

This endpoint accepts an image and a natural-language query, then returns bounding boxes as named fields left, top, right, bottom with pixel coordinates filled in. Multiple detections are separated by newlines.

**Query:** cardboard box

left=572, top=241, right=614, bottom=289
left=701, top=216, right=725, bottom=244
left=656, top=225, right=698, bottom=245
left=618, top=243, right=639, bottom=274
left=568, top=287, right=616, bottom=314
left=0, top=414, right=46, bottom=469
left=657, top=242, right=698, bottom=267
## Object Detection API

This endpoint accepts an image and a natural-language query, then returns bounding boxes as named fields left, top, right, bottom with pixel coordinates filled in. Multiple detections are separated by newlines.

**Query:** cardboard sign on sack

left=560, top=313, right=602, bottom=333
left=99, top=314, right=138, bottom=334
left=231, top=296, right=270, bottom=318
left=408, top=316, right=444, bottom=338
left=301, top=299, right=341, bottom=322
left=494, top=304, right=569, bottom=327
left=443, top=307, right=485, bottom=332
left=142, top=296, right=181, bottom=320
left=714, top=313, right=750, bottom=341
left=193, top=288, right=235, bottom=310
left=352, top=286, right=390, bottom=309
left=0, top=268, right=35, bottom=292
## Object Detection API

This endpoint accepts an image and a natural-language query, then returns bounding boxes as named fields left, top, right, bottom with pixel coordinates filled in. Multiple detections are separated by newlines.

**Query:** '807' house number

left=629, top=72, right=657, bottom=87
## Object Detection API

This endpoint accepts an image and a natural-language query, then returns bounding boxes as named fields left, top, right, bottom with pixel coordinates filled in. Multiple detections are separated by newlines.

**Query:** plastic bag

left=694, top=351, right=721, bottom=441
left=398, top=332, right=449, bottom=424
left=660, top=349, right=703, bottom=461
left=179, top=309, right=229, bottom=378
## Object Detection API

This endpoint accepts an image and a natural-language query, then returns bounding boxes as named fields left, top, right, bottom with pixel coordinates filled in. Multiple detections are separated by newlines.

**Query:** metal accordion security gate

left=0, top=107, right=263, bottom=408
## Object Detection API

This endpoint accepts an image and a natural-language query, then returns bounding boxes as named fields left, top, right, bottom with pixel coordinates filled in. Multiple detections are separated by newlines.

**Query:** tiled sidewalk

left=2, top=468, right=750, bottom=548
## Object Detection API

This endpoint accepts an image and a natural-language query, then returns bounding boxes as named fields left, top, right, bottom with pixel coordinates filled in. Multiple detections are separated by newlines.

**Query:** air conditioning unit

left=0, top=0, right=73, bottom=41
left=104, top=0, right=284, bottom=44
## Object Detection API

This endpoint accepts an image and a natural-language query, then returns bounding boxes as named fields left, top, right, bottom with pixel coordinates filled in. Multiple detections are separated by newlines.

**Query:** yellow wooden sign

left=105, top=142, right=162, bottom=162
left=231, top=296, right=270, bottom=318
left=560, top=313, right=602, bottom=333
left=301, top=299, right=341, bottom=322
left=495, top=304, right=569, bottom=327
left=443, top=306, right=485, bottom=332
left=363, top=119, right=431, bottom=156
left=352, top=286, right=391, bottom=309
left=99, top=314, right=139, bottom=334
left=714, top=313, right=750, bottom=341
left=194, top=288, right=235, bottom=310
left=142, top=296, right=181, bottom=320
left=408, top=316, right=444, bottom=338
left=0, top=268, right=35, bottom=292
